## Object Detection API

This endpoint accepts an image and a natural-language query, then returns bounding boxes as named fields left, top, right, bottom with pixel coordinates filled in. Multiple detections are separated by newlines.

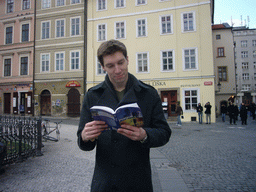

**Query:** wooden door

left=40, top=90, right=51, bottom=116
left=161, top=90, right=177, bottom=116
left=4, top=93, right=11, bottom=114
left=67, top=88, right=80, bottom=117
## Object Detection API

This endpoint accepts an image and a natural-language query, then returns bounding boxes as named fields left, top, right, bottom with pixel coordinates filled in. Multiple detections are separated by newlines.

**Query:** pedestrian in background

left=220, top=104, right=227, bottom=122
left=196, top=103, right=203, bottom=124
left=227, top=102, right=238, bottom=125
left=249, top=102, right=255, bottom=120
left=204, top=102, right=212, bottom=124
left=240, top=102, right=248, bottom=125
left=176, top=102, right=183, bottom=126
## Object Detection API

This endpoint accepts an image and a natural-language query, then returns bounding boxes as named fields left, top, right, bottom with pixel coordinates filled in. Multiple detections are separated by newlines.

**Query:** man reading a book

left=77, top=39, right=171, bottom=192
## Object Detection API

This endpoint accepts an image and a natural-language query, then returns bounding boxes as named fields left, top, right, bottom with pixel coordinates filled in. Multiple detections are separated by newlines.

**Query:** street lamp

left=216, top=81, right=221, bottom=92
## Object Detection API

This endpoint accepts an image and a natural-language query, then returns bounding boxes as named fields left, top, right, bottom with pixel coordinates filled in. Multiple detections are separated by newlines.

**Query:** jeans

left=222, top=113, right=226, bottom=122
left=206, top=114, right=211, bottom=124
left=198, top=112, right=202, bottom=124
left=177, top=115, right=182, bottom=125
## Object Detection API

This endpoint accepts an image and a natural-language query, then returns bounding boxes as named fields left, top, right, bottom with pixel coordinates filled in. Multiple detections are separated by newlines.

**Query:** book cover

left=90, top=103, right=144, bottom=130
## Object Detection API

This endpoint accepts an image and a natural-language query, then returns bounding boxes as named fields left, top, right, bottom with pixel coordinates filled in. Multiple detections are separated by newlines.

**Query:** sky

left=214, top=0, right=256, bottom=29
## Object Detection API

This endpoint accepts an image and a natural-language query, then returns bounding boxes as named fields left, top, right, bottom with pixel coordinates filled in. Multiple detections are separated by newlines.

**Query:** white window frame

left=160, top=14, right=173, bottom=35
left=161, top=50, right=175, bottom=72
left=183, top=88, right=200, bottom=112
left=5, top=24, right=14, bottom=45
left=253, top=50, right=256, bottom=58
left=71, top=0, right=80, bottom=4
left=182, top=48, right=198, bottom=71
left=56, top=0, right=65, bottom=6
left=136, top=0, right=147, bottom=6
left=241, top=84, right=251, bottom=91
left=115, top=21, right=126, bottom=39
left=242, top=73, right=249, bottom=80
left=136, top=52, right=149, bottom=73
left=55, top=52, right=65, bottom=71
left=253, top=40, right=256, bottom=47
left=115, top=0, right=125, bottom=8
left=97, top=0, right=107, bottom=11
left=242, top=62, right=249, bottom=69
left=97, top=23, right=107, bottom=41
left=41, top=21, right=51, bottom=39
left=70, top=50, right=80, bottom=70
left=241, top=51, right=248, bottom=58
left=41, top=53, right=50, bottom=73
left=136, top=18, right=147, bottom=38
left=241, top=40, right=247, bottom=47
left=70, top=16, right=81, bottom=36
left=6, top=0, right=14, bottom=13
left=96, top=58, right=106, bottom=75
left=3, top=56, right=12, bottom=77
left=55, top=19, right=65, bottom=38
left=19, top=54, right=29, bottom=76
left=22, top=0, right=30, bottom=10
left=181, top=11, right=196, bottom=33
left=20, top=21, right=30, bottom=42
left=42, top=0, right=51, bottom=9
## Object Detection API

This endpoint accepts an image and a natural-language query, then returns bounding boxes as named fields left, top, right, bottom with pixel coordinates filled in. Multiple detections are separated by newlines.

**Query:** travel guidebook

left=90, top=103, right=144, bottom=130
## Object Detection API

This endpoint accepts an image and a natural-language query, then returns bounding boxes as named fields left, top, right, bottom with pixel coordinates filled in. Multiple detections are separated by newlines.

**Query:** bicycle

left=41, top=119, right=62, bottom=142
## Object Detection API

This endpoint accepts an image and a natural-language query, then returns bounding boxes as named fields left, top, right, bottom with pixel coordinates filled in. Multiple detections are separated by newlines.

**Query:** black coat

left=240, top=105, right=248, bottom=118
left=77, top=73, right=171, bottom=192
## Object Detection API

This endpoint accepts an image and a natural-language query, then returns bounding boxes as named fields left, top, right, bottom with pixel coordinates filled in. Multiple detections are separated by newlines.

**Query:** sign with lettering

left=66, top=80, right=81, bottom=87
left=204, top=81, right=213, bottom=86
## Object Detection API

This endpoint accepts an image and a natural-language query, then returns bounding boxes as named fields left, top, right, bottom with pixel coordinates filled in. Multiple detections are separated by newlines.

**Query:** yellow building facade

left=87, top=0, right=215, bottom=122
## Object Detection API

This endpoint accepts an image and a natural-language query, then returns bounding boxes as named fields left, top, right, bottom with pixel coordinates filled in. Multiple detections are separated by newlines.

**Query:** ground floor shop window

left=183, top=88, right=199, bottom=111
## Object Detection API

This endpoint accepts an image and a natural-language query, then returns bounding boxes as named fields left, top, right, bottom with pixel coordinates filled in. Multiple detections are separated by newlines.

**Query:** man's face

left=102, top=51, right=129, bottom=88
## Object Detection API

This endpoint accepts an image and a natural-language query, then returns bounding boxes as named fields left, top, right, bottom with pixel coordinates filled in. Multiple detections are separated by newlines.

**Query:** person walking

left=77, top=40, right=171, bottom=192
left=175, top=102, right=183, bottom=126
left=196, top=103, right=203, bottom=124
left=204, top=102, right=212, bottom=124
left=220, top=104, right=227, bottom=122
left=227, top=102, right=238, bottom=125
left=240, top=102, right=248, bottom=125
left=249, top=102, right=256, bottom=120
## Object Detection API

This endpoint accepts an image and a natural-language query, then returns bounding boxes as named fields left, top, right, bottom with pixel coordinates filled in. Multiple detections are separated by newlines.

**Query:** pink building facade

left=0, top=0, right=34, bottom=115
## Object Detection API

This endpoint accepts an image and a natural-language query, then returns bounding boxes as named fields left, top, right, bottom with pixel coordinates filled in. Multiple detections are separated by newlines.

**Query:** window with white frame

left=241, top=51, right=248, bottom=58
left=241, top=40, right=247, bottom=47
left=242, top=73, right=249, bottom=80
left=183, top=48, right=197, bottom=70
left=7, top=0, right=14, bottom=13
left=115, top=21, right=125, bottom=39
left=5, top=26, right=13, bottom=44
left=22, top=0, right=30, bottom=10
left=4, top=58, right=11, bottom=77
left=242, top=62, right=249, bottom=69
left=137, top=19, right=147, bottom=37
left=20, top=56, right=28, bottom=76
left=184, top=89, right=198, bottom=111
left=182, top=12, right=195, bottom=32
left=56, top=0, right=65, bottom=6
left=254, top=73, right=256, bottom=80
left=71, top=0, right=80, bottom=4
left=71, top=17, right=80, bottom=36
left=70, top=51, right=80, bottom=70
left=161, top=50, right=174, bottom=71
left=97, top=0, right=106, bottom=10
left=136, top=0, right=146, bottom=5
left=42, top=0, right=51, bottom=9
left=253, top=50, right=256, bottom=58
left=254, top=62, right=256, bottom=68
left=98, top=24, right=106, bottom=41
left=21, top=23, right=29, bottom=42
left=97, top=60, right=106, bottom=75
left=217, top=47, right=225, bottom=57
left=41, top=53, right=50, bottom=72
left=137, top=52, right=148, bottom=73
left=115, top=0, right=125, bottom=8
left=56, top=19, right=65, bottom=38
left=242, top=84, right=251, bottom=91
left=42, top=21, right=50, bottom=39
left=55, top=52, right=64, bottom=71
left=161, top=15, right=172, bottom=35
left=253, top=40, right=256, bottom=47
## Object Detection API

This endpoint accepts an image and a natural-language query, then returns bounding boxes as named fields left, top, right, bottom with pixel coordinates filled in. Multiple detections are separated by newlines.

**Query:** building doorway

left=4, top=93, right=11, bottom=114
left=40, top=90, right=51, bottom=116
left=67, top=88, right=80, bottom=117
left=161, top=90, right=177, bottom=116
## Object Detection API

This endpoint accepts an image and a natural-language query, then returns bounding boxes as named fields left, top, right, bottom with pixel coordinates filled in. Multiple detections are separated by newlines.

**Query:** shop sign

left=204, top=81, right=213, bottom=86
left=66, top=80, right=81, bottom=87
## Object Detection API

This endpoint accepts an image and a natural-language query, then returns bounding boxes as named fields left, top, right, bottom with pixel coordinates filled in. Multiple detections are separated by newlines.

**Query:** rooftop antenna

left=241, top=15, right=243, bottom=26
left=247, top=16, right=250, bottom=28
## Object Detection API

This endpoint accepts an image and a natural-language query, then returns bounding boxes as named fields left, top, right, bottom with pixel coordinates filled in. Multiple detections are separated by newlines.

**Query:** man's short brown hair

left=97, top=39, right=127, bottom=66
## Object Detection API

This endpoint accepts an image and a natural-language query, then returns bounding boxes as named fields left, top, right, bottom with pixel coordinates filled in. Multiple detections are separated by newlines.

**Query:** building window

left=23, top=0, right=30, bottom=10
left=56, top=19, right=65, bottom=38
left=254, top=73, right=256, bottom=80
left=137, top=19, right=147, bottom=37
left=253, top=50, right=256, bottom=58
left=242, top=73, right=249, bottom=80
left=136, top=0, right=146, bottom=5
left=183, top=48, right=197, bottom=70
left=184, top=89, right=198, bottom=111
left=41, top=53, right=50, bottom=72
left=241, top=40, right=247, bottom=47
left=42, top=0, right=51, bottom=9
left=98, top=24, right=106, bottom=41
left=161, top=15, right=172, bottom=34
left=241, top=51, right=248, bottom=58
left=97, top=60, right=106, bottom=75
left=182, top=12, right=195, bottom=32
left=70, top=51, right=80, bottom=70
left=254, top=62, right=256, bottom=68
left=97, top=0, right=106, bottom=10
left=218, top=66, right=227, bottom=81
left=55, top=52, right=64, bottom=71
left=115, top=0, right=125, bottom=8
left=42, top=21, right=50, bottom=39
left=242, top=62, right=249, bottom=69
left=71, top=17, right=80, bottom=36
left=71, top=0, right=80, bottom=4
left=137, top=52, right=149, bottom=73
left=253, top=40, right=256, bottom=47
left=7, top=0, right=14, bottom=13
left=4, top=58, right=11, bottom=77
left=217, top=47, right=225, bottom=57
left=161, top=50, right=174, bottom=71
left=216, top=34, right=221, bottom=40
left=115, top=21, right=125, bottom=39
left=242, top=84, right=251, bottom=91
left=21, top=24, right=29, bottom=42
left=20, top=56, right=28, bottom=76
left=56, top=0, right=65, bottom=6
left=5, top=26, right=13, bottom=44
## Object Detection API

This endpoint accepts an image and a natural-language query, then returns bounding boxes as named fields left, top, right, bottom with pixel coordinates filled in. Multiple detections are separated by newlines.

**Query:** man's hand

left=81, top=121, right=108, bottom=142
left=117, top=124, right=147, bottom=141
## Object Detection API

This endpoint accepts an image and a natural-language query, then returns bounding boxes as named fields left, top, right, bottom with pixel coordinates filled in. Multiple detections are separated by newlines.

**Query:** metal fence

left=0, top=115, right=43, bottom=165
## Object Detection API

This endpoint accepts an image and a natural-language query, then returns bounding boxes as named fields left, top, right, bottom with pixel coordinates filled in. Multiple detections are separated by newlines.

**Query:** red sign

left=66, top=80, right=81, bottom=87
left=204, top=81, right=213, bottom=86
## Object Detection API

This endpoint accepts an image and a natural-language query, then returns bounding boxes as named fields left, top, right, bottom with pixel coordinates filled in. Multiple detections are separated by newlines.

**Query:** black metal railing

left=0, top=115, right=43, bottom=165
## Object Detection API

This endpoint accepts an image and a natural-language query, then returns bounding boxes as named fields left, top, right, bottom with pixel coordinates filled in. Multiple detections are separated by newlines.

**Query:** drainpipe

left=83, top=0, right=88, bottom=96
left=32, top=0, right=37, bottom=116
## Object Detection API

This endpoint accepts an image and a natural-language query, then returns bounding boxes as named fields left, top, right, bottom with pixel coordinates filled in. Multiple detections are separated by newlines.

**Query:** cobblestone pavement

left=159, top=117, right=256, bottom=192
